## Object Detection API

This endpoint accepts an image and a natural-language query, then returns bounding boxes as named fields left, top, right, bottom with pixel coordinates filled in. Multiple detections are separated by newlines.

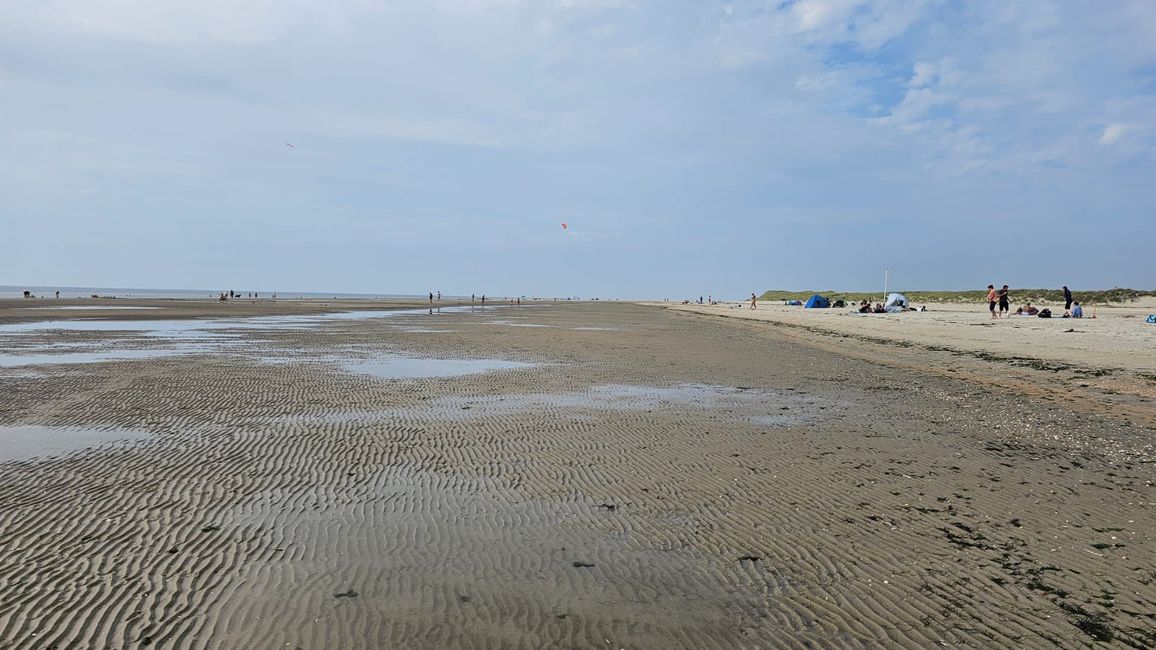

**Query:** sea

left=1, top=285, right=425, bottom=301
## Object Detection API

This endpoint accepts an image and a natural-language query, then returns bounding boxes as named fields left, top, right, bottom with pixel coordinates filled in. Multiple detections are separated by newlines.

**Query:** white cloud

left=1098, top=124, right=1127, bottom=146
left=0, top=0, right=336, bottom=44
left=312, top=111, right=508, bottom=149
left=789, top=0, right=931, bottom=49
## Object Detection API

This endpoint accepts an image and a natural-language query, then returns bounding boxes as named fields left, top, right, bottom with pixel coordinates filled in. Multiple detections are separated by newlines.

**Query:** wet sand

left=0, top=301, right=1153, bottom=648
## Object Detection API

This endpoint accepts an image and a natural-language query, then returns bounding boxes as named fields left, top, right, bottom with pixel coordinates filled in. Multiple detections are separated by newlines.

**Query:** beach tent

left=883, top=292, right=909, bottom=313
left=804, top=295, right=830, bottom=309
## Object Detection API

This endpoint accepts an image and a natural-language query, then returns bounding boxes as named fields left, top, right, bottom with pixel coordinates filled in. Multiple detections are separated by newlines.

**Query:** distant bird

left=285, top=143, right=295, bottom=148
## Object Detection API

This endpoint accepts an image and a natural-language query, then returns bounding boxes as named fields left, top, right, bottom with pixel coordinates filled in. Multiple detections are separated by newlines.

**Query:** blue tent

left=804, top=294, right=830, bottom=309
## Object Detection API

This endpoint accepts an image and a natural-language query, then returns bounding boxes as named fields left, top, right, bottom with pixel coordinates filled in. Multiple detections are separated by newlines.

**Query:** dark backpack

left=1037, top=308, right=1052, bottom=318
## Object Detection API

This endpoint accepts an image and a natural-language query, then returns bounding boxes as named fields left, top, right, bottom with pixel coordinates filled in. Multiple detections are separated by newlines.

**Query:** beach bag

left=1037, top=309, right=1051, bottom=318
left=1148, top=315, right=1156, bottom=324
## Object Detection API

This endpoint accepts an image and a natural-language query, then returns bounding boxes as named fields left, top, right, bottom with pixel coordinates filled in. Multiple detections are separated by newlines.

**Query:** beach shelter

left=883, top=292, right=909, bottom=312
left=804, top=294, right=830, bottom=309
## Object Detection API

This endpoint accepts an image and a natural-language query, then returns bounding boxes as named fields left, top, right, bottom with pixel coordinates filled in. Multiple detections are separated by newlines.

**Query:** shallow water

left=25, top=306, right=163, bottom=310
left=0, top=425, right=149, bottom=461
left=340, top=356, right=534, bottom=380
left=488, top=320, right=551, bottom=328
left=268, top=383, right=829, bottom=427
left=0, top=349, right=191, bottom=367
left=0, top=319, right=245, bottom=334
left=0, top=306, right=483, bottom=336
left=0, top=306, right=517, bottom=371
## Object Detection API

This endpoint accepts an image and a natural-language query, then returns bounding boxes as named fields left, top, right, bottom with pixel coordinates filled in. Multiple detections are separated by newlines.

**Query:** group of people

left=986, top=285, right=1082, bottom=319
left=217, top=290, right=273, bottom=301
left=857, top=300, right=887, bottom=314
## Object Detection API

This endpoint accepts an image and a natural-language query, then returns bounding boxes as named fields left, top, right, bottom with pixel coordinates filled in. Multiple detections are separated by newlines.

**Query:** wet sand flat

left=0, top=301, right=1153, bottom=648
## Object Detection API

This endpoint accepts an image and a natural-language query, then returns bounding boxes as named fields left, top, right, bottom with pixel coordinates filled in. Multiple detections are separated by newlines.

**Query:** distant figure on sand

left=437, top=291, right=441, bottom=301
left=429, top=292, right=434, bottom=304
left=1071, top=302, right=1083, bottom=318
left=986, top=285, right=997, bottom=319
left=750, top=293, right=757, bottom=310
left=1063, top=286, right=1073, bottom=315
left=998, top=285, right=1009, bottom=317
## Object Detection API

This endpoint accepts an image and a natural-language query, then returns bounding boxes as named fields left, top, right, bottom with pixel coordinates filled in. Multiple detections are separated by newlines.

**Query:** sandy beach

left=660, top=299, right=1156, bottom=431
left=1, top=300, right=1153, bottom=648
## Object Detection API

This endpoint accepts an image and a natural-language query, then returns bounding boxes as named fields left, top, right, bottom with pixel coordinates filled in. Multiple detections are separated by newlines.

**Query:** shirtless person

left=749, top=293, right=757, bottom=310
left=986, top=284, right=997, bottom=319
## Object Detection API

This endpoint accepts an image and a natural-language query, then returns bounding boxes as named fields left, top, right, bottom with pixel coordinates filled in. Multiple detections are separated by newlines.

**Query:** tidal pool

left=0, top=425, right=150, bottom=461
left=340, top=356, right=534, bottom=380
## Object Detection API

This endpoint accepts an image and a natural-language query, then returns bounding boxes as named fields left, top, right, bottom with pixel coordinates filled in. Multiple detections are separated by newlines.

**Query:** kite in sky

left=561, top=223, right=568, bottom=229
left=285, top=143, right=295, bottom=148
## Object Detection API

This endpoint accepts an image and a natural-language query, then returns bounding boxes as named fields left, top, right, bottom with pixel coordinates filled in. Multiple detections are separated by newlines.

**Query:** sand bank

left=656, top=299, right=1156, bottom=428
left=0, top=301, right=1152, bottom=647
left=658, top=299, right=1156, bottom=374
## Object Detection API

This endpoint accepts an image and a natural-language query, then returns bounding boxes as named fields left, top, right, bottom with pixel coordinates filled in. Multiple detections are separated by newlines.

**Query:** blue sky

left=1, top=1, right=1153, bottom=298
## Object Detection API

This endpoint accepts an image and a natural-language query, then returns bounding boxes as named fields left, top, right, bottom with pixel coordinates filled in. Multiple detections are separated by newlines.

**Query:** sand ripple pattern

left=0, top=302, right=1153, bottom=648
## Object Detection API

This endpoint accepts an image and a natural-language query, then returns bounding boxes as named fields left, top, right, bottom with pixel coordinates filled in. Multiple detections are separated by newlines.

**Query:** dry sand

left=0, top=300, right=1153, bottom=648
left=659, top=299, right=1156, bottom=431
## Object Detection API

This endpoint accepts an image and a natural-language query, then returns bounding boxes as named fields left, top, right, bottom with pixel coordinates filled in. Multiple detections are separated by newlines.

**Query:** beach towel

left=1148, top=314, right=1156, bottom=324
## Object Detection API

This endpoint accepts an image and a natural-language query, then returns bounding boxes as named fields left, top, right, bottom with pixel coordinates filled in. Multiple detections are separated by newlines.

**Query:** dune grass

left=758, top=288, right=1156, bottom=305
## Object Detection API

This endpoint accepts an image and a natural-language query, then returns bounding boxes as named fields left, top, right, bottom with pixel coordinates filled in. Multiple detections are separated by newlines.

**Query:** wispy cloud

left=1, top=0, right=1153, bottom=294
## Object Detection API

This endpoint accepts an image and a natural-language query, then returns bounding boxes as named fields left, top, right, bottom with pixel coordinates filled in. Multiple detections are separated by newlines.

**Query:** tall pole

left=883, top=268, right=890, bottom=303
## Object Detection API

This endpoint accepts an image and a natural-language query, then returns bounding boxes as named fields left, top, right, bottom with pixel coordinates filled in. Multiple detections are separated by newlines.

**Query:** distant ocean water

left=1, top=286, right=426, bottom=300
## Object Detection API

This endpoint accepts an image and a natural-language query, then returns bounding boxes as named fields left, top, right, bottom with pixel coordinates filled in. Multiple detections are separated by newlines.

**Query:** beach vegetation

left=758, top=288, right=1156, bottom=305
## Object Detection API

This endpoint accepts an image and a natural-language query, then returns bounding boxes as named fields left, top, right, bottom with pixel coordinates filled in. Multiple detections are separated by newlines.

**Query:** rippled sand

left=0, top=301, right=1152, bottom=648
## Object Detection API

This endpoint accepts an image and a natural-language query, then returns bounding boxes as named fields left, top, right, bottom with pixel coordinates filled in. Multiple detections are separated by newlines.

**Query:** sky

left=1, top=0, right=1153, bottom=298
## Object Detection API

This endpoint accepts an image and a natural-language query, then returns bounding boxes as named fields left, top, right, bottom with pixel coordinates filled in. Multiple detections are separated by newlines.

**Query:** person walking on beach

left=1062, top=286, right=1073, bottom=315
left=986, top=284, right=997, bottom=319
left=750, top=293, right=757, bottom=310
left=429, top=291, right=434, bottom=304
left=998, top=284, right=1010, bottom=317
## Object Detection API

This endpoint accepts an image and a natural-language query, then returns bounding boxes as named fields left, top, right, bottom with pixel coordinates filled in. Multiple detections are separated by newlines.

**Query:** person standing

left=750, top=293, right=757, bottom=310
left=986, top=284, right=998, bottom=319
left=1062, top=286, right=1073, bottom=315
left=429, top=291, right=434, bottom=304
left=998, top=284, right=1010, bottom=317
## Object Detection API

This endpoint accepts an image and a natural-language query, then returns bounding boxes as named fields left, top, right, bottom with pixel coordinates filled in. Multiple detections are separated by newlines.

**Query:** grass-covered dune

left=758, top=288, right=1156, bottom=305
